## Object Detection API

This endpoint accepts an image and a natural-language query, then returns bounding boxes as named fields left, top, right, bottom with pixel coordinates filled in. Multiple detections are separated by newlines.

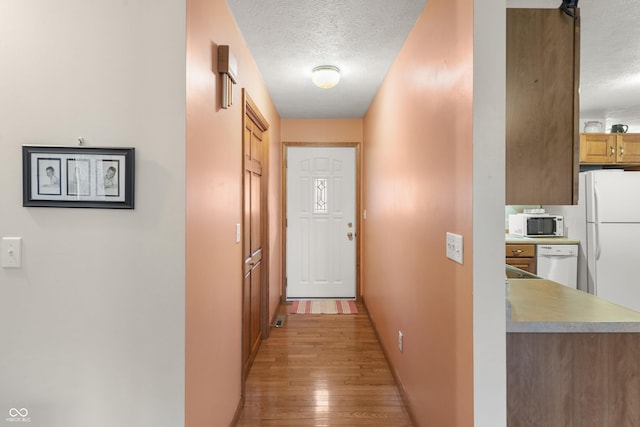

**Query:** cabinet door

left=506, top=257, right=536, bottom=274
left=617, top=134, right=640, bottom=163
left=506, top=8, right=580, bottom=205
left=580, top=133, right=616, bottom=163
left=505, top=244, right=536, bottom=258
left=506, top=244, right=536, bottom=274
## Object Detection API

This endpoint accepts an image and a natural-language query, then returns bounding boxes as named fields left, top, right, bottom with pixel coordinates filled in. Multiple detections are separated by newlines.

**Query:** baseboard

left=233, top=303, right=283, bottom=425
left=229, top=395, right=244, bottom=427
left=361, top=296, right=418, bottom=427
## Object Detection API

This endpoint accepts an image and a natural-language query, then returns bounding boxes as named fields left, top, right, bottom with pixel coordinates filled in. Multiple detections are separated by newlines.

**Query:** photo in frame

left=23, top=145, right=135, bottom=208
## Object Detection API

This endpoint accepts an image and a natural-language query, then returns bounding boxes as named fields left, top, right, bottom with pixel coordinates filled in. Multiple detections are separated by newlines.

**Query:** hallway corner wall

left=0, top=1, right=186, bottom=426
left=186, top=0, right=282, bottom=425
left=472, top=0, right=508, bottom=426
left=362, top=0, right=475, bottom=425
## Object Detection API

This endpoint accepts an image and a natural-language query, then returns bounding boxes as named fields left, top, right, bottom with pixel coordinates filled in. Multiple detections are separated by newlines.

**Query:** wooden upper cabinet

left=581, top=133, right=640, bottom=164
left=580, top=133, right=616, bottom=163
left=506, top=8, right=580, bottom=205
left=618, top=134, right=640, bottom=163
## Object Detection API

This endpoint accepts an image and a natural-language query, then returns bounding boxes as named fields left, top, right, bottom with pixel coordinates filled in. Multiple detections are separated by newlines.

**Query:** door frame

left=281, top=142, right=361, bottom=301
left=242, top=91, right=270, bottom=385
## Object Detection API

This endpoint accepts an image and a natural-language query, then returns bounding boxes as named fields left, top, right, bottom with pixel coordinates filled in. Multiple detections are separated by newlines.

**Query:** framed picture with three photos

left=22, top=145, right=135, bottom=209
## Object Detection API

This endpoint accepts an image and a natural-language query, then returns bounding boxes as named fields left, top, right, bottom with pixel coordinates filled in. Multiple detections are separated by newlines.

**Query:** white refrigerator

left=546, top=170, right=640, bottom=312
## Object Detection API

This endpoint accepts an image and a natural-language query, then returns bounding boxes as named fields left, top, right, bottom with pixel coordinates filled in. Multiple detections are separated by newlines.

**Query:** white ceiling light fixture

left=312, top=65, right=341, bottom=89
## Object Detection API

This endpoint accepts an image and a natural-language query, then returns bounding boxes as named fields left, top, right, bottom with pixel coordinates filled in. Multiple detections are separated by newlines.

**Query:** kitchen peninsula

left=507, top=277, right=640, bottom=426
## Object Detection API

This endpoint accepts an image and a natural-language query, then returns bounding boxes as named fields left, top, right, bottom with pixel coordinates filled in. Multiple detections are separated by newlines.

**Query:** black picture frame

left=23, top=145, right=135, bottom=209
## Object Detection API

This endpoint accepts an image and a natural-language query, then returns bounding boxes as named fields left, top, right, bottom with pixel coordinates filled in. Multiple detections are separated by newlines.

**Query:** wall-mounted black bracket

left=560, top=0, right=579, bottom=20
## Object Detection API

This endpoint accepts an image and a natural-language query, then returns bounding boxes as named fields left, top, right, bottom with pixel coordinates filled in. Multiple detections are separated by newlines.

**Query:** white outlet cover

left=446, top=232, right=463, bottom=264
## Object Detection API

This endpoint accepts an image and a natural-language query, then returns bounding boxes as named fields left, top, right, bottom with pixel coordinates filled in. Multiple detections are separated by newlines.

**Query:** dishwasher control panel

left=536, top=244, right=578, bottom=289
left=537, top=245, right=578, bottom=257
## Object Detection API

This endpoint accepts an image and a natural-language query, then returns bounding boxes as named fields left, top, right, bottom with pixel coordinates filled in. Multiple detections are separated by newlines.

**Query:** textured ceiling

left=227, top=0, right=428, bottom=118
left=580, top=0, right=640, bottom=131
left=229, top=0, right=640, bottom=129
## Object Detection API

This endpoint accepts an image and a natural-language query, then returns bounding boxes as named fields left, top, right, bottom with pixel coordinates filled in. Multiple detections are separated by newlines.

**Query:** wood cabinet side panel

left=606, top=334, right=640, bottom=426
left=507, top=333, right=570, bottom=426
left=506, top=9, right=579, bottom=205
left=567, top=334, right=611, bottom=427
left=508, top=333, right=640, bottom=426
left=571, top=11, right=580, bottom=203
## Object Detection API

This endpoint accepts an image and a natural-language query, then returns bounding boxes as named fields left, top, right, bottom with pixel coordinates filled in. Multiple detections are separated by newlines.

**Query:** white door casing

left=286, top=146, right=356, bottom=299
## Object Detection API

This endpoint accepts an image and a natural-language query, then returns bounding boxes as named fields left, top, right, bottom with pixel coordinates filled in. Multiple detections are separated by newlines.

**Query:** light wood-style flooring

left=236, top=301, right=414, bottom=426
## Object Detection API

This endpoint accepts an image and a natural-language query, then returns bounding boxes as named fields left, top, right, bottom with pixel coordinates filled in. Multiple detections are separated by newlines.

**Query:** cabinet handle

left=620, top=145, right=625, bottom=157
left=610, top=145, right=615, bottom=157
left=512, top=249, right=524, bottom=255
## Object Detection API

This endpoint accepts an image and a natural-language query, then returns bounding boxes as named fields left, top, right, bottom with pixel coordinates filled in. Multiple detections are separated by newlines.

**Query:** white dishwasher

left=536, top=244, right=578, bottom=289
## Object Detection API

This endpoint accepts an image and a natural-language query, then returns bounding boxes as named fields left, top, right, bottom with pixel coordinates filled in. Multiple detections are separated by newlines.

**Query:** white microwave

left=508, top=214, right=564, bottom=237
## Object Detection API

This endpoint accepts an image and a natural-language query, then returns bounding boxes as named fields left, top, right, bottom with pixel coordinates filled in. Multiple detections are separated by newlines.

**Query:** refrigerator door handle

left=593, top=183, right=601, bottom=260
left=593, top=183, right=599, bottom=224
left=595, top=222, right=601, bottom=261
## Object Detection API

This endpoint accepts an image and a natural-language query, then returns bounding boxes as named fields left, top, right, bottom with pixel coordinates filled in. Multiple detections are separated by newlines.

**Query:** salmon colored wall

left=281, top=119, right=363, bottom=143
left=186, top=0, right=281, bottom=425
left=362, top=0, right=474, bottom=425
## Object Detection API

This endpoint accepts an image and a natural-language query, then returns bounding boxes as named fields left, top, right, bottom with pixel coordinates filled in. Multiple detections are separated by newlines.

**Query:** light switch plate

left=446, top=232, right=463, bottom=264
left=2, top=237, right=22, bottom=268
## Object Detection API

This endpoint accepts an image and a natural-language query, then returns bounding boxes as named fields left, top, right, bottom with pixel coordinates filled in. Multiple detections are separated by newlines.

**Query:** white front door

left=286, top=146, right=356, bottom=299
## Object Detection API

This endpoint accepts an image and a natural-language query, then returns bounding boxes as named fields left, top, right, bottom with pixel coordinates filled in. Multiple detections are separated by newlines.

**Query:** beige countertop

left=506, top=279, right=640, bottom=333
left=505, top=234, right=580, bottom=244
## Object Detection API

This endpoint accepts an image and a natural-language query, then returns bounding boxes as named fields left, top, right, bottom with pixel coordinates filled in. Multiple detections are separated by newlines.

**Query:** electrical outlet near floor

left=446, top=232, right=464, bottom=264
left=398, top=331, right=403, bottom=352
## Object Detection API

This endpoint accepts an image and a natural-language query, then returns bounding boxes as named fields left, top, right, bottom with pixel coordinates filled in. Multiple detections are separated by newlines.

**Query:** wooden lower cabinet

left=508, top=333, right=640, bottom=426
left=506, top=244, right=536, bottom=274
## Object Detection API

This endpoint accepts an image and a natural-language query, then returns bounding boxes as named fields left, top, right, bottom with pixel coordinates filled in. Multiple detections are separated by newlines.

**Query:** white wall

left=0, top=2, right=186, bottom=427
left=473, top=0, right=507, bottom=425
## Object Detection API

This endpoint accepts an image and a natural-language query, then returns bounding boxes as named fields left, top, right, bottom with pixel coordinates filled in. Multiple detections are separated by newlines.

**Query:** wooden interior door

left=242, top=92, right=269, bottom=381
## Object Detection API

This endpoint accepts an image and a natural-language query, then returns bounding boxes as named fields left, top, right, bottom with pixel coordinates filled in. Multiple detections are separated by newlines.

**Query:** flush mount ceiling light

left=312, top=65, right=341, bottom=89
